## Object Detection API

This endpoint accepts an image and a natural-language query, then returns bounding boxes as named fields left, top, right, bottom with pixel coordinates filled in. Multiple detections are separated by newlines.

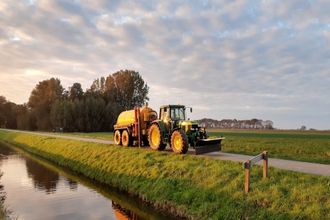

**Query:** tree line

left=0, top=70, right=149, bottom=132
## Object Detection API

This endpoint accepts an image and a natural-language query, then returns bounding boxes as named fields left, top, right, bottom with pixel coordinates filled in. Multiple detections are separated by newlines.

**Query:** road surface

left=1, top=129, right=330, bottom=177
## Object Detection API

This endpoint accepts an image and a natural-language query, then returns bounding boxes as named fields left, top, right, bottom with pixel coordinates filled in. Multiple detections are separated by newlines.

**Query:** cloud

left=0, top=0, right=329, bottom=129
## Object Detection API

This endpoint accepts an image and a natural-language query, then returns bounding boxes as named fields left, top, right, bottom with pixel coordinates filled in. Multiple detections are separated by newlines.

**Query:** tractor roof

left=160, top=104, right=185, bottom=109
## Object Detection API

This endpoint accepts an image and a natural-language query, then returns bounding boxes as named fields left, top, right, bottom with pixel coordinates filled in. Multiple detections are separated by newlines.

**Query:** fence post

left=244, top=151, right=269, bottom=193
left=263, top=151, right=268, bottom=178
left=244, top=160, right=251, bottom=193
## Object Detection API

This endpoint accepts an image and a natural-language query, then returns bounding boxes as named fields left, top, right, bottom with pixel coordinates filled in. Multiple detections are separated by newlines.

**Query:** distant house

left=197, top=118, right=274, bottom=129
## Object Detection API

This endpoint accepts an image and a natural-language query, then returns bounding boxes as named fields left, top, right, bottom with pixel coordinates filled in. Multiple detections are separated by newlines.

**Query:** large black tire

left=170, top=129, right=189, bottom=154
left=148, top=124, right=166, bottom=150
left=142, top=135, right=149, bottom=147
left=121, top=130, right=131, bottom=147
left=114, top=130, right=121, bottom=145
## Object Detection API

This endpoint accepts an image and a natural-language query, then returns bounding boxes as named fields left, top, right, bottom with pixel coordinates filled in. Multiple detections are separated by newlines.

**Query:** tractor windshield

left=170, top=107, right=186, bottom=121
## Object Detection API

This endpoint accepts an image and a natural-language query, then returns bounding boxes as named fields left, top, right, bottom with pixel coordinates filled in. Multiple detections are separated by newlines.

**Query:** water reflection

left=25, top=159, right=60, bottom=193
left=112, top=202, right=141, bottom=220
left=0, top=144, right=15, bottom=157
left=25, top=158, right=78, bottom=193
left=0, top=143, right=172, bottom=220
left=65, top=179, right=78, bottom=191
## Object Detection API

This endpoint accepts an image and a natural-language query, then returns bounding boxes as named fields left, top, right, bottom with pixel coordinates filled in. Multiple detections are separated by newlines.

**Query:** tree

left=87, top=70, right=149, bottom=131
left=90, top=77, right=105, bottom=93
left=16, top=104, right=35, bottom=130
left=50, top=100, right=64, bottom=131
left=0, top=96, right=6, bottom=127
left=104, top=70, right=149, bottom=110
left=28, top=78, right=64, bottom=130
left=84, top=95, right=105, bottom=132
left=68, top=83, right=84, bottom=100
left=103, top=101, right=121, bottom=130
left=2, top=70, right=149, bottom=132
left=0, top=96, right=18, bottom=129
left=62, top=100, right=75, bottom=131
left=72, top=98, right=85, bottom=131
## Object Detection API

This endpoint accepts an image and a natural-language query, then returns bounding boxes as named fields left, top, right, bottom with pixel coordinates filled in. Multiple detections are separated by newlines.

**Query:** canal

left=0, top=142, right=171, bottom=220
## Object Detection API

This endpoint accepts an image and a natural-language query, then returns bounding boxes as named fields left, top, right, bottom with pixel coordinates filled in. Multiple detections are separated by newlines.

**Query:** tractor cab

left=159, top=105, right=186, bottom=121
left=160, top=105, right=199, bottom=133
left=159, top=105, right=193, bottom=131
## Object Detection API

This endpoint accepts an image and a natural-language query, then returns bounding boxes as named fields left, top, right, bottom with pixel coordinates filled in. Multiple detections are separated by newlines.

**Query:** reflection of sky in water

left=0, top=143, right=169, bottom=220
left=1, top=155, right=118, bottom=220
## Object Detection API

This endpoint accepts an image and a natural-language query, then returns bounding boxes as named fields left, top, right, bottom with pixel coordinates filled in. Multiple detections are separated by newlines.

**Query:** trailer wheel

left=122, top=130, right=131, bottom=147
left=148, top=124, right=166, bottom=150
left=171, top=129, right=188, bottom=154
left=114, top=130, right=121, bottom=145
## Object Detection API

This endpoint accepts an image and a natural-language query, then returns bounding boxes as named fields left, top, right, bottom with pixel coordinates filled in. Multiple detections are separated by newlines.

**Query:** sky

left=0, top=0, right=329, bottom=129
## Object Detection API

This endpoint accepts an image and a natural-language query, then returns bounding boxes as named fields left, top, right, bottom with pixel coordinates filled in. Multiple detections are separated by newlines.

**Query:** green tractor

left=148, top=105, right=223, bottom=154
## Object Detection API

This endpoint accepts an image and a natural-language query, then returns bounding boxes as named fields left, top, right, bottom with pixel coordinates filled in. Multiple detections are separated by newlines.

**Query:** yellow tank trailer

left=113, top=103, right=157, bottom=147
left=115, top=110, right=136, bottom=126
left=114, top=103, right=224, bottom=154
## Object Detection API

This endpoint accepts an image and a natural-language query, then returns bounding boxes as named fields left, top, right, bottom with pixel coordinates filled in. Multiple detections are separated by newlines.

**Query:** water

left=0, top=143, right=171, bottom=220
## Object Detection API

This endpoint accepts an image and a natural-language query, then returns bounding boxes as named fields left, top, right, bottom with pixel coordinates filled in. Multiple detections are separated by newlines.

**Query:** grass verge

left=0, top=130, right=329, bottom=219
left=47, top=129, right=330, bottom=164
left=45, top=131, right=114, bottom=140
left=0, top=171, right=14, bottom=220
left=209, top=130, right=330, bottom=164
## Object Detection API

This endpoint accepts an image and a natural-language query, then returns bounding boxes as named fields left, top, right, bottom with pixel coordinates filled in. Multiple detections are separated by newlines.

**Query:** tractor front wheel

left=148, top=124, right=166, bottom=150
left=171, top=129, right=188, bottom=154
left=114, top=130, right=121, bottom=145
left=122, top=130, right=131, bottom=147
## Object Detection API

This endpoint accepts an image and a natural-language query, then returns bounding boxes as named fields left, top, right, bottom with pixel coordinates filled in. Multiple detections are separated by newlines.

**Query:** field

left=0, top=130, right=329, bottom=219
left=208, top=129, right=330, bottom=164
left=49, top=129, right=330, bottom=164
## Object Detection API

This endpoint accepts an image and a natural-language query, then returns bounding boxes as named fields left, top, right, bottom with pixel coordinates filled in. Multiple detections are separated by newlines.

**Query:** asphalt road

left=2, top=129, right=330, bottom=177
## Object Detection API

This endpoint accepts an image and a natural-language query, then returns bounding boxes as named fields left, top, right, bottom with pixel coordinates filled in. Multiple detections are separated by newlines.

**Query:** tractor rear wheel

left=122, top=130, right=131, bottom=147
left=148, top=124, right=166, bottom=150
left=171, top=129, right=188, bottom=154
left=114, top=130, right=121, bottom=145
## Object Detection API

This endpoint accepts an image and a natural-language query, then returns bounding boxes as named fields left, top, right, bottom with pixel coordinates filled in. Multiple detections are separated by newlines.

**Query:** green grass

left=52, top=129, right=330, bottom=164
left=0, top=130, right=329, bottom=219
left=208, top=129, right=330, bottom=164
left=46, top=131, right=113, bottom=140
left=0, top=171, right=14, bottom=220
left=5, top=144, right=170, bottom=220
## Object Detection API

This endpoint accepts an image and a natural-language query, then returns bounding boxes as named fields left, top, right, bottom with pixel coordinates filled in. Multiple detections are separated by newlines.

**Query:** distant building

left=197, top=118, right=274, bottom=129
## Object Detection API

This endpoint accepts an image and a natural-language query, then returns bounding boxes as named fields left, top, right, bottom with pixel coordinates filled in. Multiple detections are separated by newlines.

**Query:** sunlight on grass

left=209, top=130, right=330, bottom=164
left=0, top=130, right=329, bottom=219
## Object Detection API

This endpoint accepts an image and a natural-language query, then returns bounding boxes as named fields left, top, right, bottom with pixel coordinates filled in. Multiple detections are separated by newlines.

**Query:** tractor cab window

left=170, top=107, right=185, bottom=121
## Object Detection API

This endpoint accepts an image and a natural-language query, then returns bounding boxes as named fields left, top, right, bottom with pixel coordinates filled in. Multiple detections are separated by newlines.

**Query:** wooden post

left=263, top=151, right=268, bottom=178
left=244, top=160, right=251, bottom=193
left=244, top=151, right=269, bottom=193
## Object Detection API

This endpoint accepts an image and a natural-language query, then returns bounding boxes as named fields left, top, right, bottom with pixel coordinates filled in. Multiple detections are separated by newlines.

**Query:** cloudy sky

left=0, top=0, right=329, bottom=129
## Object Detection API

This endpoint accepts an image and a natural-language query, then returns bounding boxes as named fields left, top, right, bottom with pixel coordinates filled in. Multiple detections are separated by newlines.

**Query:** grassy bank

left=0, top=172, right=13, bottom=220
left=208, top=129, right=330, bottom=164
left=0, top=130, right=329, bottom=219
left=48, top=129, right=330, bottom=164
left=2, top=143, right=171, bottom=219
left=48, top=131, right=113, bottom=140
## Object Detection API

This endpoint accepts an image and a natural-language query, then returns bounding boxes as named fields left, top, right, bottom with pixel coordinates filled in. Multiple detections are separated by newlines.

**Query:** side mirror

left=190, top=108, right=193, bottom=113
